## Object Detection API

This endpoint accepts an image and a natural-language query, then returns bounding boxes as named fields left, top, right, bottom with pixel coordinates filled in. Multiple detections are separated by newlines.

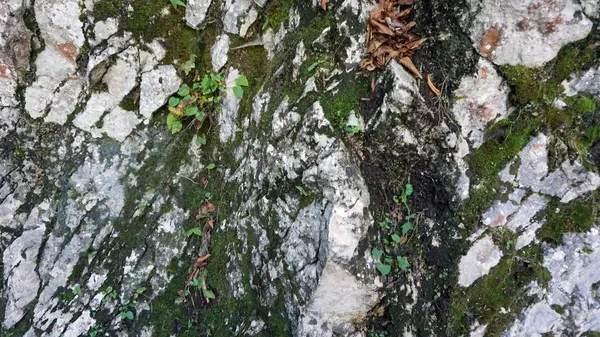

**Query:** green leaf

left=207, top=163, right=216, bottom=170
left=178, top=84, right=190, bottom=96
left=371, top=248, right=383, bottom=260
left=120, top=312, right=127, bottom=319
left=185, top=227, right=202, bottom=237
left=203, top=289, right=216, bottom=299
left=405, top=213, right=416, bottom=220
left=307, top=60, right=325, bottom=72
left=214, top=96, right=222, bottom=103
left=384, top=256, right=393, bottom=264
left=393, top=195, right=400, bottom=203
left=181, top=56, right=196, bottom=75
left=183, top=289, right=190, bottom=296
left=135, top=287, right=147, bottom=295
left=295, top=185, right=304, bottom=193
left=345, top=125, right=360, bottom=134
left=193, top=82, right=200, bottom=90
left=201, top=76, right=211, bottom=89
left=197, top=135, right=207, bottom=145
left=182, top=94, right=192, bottom=101
left=184, top=106, right=198, bottom=116
left=106, top=286, right=113, bottom=293
left=126, top=311, right=134, bottom=320
left=405, top=184, right=413, bottom=197
left=204, top=191, right=212, bottom=198
left=170, top=120, right=183, bottom=134
left=401, top=221, right=414, bottom=235
left=235, top=75, right=249, bottom=86
left=391, top=234, right=401, bottom=243
left=376, top=263, right=391, bottom=276
left=262, top=15, right=270, bottom=30
left=196, top=112, right=205, bottom=121
left=166, top=113, right=177, bottom=128
left=233, top=86, right=244, bottom=98
left=168, top=97, right=180, bottom=107
left=169, top=0, right=186, bottom=7
left=72, top=284, right=81, bottom=295
left=397, top=256, right=410, bottom=271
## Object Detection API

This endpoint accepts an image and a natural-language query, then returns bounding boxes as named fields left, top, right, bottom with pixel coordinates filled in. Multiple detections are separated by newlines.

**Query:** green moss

left=449, top=246, right=550, bottom=336
left=93, top=0, right=199, bottom=64
left=319, top=74, right=372, bottom=129
left=538, top=195, right=598, bottom=244
left=553, top=44, right=597, bottom=82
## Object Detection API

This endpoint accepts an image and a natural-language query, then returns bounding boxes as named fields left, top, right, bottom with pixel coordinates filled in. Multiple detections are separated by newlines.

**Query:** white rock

left=458, top=236, right=503, bottom=287
left=504, top=228, right=600, bottom=336
left=186, top=0, right=212, bottom=28
left=139, top=65, right=181, bottom=120
left=211, top=34, right=230, bottom=72
left=101, top=107, right=141, bottom=142
left=452, top=59, right=510, bottom=148
left=92, top=18, right=118, bottom=46
left=466, top=0, right=593, bottom=66
left=292, top=41, right=306, bottom=81
left=219, top=67, right=242, bottom=142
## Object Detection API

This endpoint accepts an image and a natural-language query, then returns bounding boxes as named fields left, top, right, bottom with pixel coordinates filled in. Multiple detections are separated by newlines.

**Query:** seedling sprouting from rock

left=166, top=72, right=248, bottom=136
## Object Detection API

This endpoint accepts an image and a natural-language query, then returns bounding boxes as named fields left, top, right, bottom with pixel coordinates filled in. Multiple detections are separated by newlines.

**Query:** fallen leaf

left=320, top=0, right=328, bottom=11
left=479, top=25, right=502, bottom=57
left=427, top=74, right=441, bottom=96
left=168, top=106, right=184, bottom=117
left=399, top=57, right=422, bottom=79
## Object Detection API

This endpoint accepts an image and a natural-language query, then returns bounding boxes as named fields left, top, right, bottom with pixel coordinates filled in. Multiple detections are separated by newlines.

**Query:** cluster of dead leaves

left=178, top=189, right=217, bottom=316
left=360, top=0, right=425, bottom=79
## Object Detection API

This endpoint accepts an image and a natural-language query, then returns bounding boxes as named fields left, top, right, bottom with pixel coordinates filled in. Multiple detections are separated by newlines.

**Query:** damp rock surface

left=2, top=0, right=600, bottom=337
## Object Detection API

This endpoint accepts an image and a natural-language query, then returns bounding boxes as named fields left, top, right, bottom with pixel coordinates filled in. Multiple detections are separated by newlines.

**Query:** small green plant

left=345, top=125, right=361, bottom=134
left=169, top=0, right=185, bottom=8
left=119, top=298, right=136, bottom=321
left=100, top=286, right=118, bottom=303
left=181, top=55, right=196, bottom=76
left=88, top=323, right=104, bottom=337
left=185, top=225, right=203, bottom=237
left=372, top=184, right=416, bottom=276
left=187, top=273, right=216, bottom=299
left=369, top=330, right=387, bottom=337
left=166, top=73, right=248, bottom=135
left=72, top=284, right=81, bottom=296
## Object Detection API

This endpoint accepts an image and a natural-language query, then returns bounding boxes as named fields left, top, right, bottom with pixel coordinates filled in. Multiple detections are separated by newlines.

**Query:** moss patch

left=93, top=0, right=199, bottom=63
left=538, top=194, right=598, bottom=244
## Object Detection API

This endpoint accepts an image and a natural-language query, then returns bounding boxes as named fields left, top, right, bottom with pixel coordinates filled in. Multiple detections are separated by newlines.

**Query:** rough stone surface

left=186, top=0, right=212, bottom=28
left=452, top=59, right=510, bottom=148
left=2, top=0, right=600, bottom=336
left=465, top=0, right=593, bottom=66
left=211, top=34, right=230, bottom=72
left=139, top=65, right=181, bottom=120
left=505, top=228, right=600, bottom=336
left=458, top=236, right=504, bottom=287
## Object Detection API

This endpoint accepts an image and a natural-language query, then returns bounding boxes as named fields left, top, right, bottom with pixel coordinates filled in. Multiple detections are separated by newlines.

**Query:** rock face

left=1, top=0, right=600, bottom=337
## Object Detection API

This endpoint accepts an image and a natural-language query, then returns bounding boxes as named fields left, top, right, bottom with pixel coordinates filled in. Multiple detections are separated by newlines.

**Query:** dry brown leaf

left=479, top=25, right=502, bottom=56
left=399, top=57, right=422, bottom=79
left=427, top=74, right=441, bottom=96
left=320, top=0, right=328, bottom=11
left=168, top=106, right=184, bottom=117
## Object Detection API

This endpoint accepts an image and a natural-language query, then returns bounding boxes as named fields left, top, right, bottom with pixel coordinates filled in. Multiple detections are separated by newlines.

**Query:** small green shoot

left=72, top=284, right=81, bottom=296
left=345, top=125, right=361, bottom=134
left=185, top=226, right=203, bottom=237
left=181, top=55, right=196, bottom=76
left=169, top=0, right=185, bottom=8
